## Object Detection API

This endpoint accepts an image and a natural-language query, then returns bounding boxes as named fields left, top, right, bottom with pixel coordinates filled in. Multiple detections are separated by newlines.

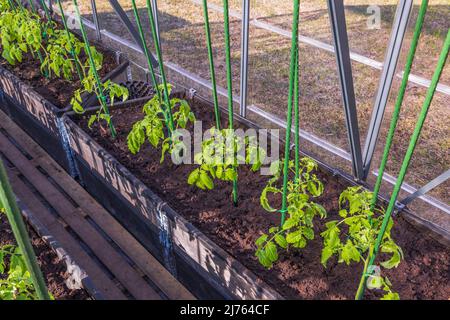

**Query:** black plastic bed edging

left=62, top=91, right=284, bottom=300
left=0, top=54, right=129, bottom=174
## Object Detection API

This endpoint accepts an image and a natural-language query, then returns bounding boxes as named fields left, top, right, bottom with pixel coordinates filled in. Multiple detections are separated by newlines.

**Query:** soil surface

left=76, top=98, right=450, bottom=300
left=0, top=41, right=117, bottom=109
left=0, top=214, right=89, bottom=300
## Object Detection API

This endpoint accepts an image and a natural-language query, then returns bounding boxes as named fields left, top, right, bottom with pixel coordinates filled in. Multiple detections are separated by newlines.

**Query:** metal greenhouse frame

left=48, top=0, right=449, bottom=216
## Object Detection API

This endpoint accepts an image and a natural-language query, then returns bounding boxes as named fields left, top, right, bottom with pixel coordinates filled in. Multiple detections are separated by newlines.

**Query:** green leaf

left=340, top=240, right=360, bottom=265
left=380, top=242, right=403, bottom=269
left=255, top=234, right=268, bottom=247
left=265, top=242, right=278, bottom=262
left=187, top=169, right=199, bottom=185
left=286, top=230, right=302, bottom=243
left=321, top=246, right=334, bottom=267
left=256, top=249, right=272, bottom=269
left=339, top=209, right=348, bottom=218
left=282, top=217, right=298, bottom=231
left=380, top=292, right=400, bottom=300
left=303, top=227, right=314, bottom=240
left=274, top=234, right=288, bottom=249
left=260, top=186, right=279, bottom=212
left=87, top=115, right=97, bottom=128
left=199, top=171, right=214, bottom=190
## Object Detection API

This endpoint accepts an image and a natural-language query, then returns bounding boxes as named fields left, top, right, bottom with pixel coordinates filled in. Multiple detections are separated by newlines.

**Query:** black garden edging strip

left=62, top=92, right=283, bottom=300
left=0, top=55, right=129, bottom=173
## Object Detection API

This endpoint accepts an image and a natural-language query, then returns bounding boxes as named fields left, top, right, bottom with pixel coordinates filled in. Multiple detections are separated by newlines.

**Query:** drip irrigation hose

left=370, top=0, right=428, bottom=212
left=55, top=0, right=84, bottom=81
left=356, top=28, right=450, bottom=300
left=202, top=0, right=221, bottom=129
left=222, top=0, right=238, bottom=206
left=0, top=159, right=50, bottom=300
left=280, top=0, right=300, bottom=225
left=130, top=0, right=165, bottom=123
left=146, top=0, right=175, bottom=133
left=72, top=0, right=116, bottom=138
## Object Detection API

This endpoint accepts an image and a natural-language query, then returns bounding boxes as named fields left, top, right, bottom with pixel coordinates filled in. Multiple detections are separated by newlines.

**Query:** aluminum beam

left=190, top=0, right=450, bottom=96
left=90, top=0, right=102, bottom=41
left=151, top=0, right=161, bottom=44
left=239, top=0, right=250, bottom=118
left=400, top=169, right=450, bottom=207
left=362, top=0, right=413, bottom=179
left=107, top=0, right=158, bottom=66
left=327, top=0, right=364, bottom=180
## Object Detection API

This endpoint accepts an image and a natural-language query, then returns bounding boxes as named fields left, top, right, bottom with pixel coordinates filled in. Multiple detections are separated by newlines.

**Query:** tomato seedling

left=187, top=129, right=265, bottom=190
left=320, top=186, right=403, bottom=300
left=127, top=84, right=196, bottom=163
left=255, top=157, right=326, bottom=269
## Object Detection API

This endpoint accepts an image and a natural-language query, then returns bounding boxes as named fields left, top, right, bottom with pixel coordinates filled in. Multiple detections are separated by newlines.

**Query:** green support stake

left=39, top=0, right=52, bottom=21
left=146, top=0, right=175, bottom=133
left=294, top=48, right=300, bottom=182
left=72, top=0, right=116, bottom=138
left=280, top=0, right=300, bottom=225
left=56, top=0, right=84, bottom=81
left=0, top=159, right=50, bottom=300
left=222, top=0, right=239, bottom=206
left=356, top=28, right=450, bottom=300
left=370, top=0, right=429, bottom=212
left=130, top=0, right=165, bottom=119
left=10, top=0, right=18, bottom=9
left=202, top=0, right=221, bottom=129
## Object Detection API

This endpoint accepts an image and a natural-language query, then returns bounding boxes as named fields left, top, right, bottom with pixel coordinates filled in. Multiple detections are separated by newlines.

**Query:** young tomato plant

left=0, top=8, right=42, bottom=65
left=0, top=244, right=41, bottom=300
left=71, top=73, right=129, bottom=128
left=255, top=157, right=326, bottom=269
left=187, top=129, right=265, bottom=190
left=41, top=28, right=88, bottom=80
left=320, top=186, right=403, bottom=300
left=127, top=84, right=196, bottom=163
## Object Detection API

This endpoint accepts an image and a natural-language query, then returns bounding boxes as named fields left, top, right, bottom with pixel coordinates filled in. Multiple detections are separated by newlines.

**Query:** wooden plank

left=0, top=132, right=162, bottom=300
left=6, top=172, right=127, bottom=300
left=0, top=112, right=195, bottom=300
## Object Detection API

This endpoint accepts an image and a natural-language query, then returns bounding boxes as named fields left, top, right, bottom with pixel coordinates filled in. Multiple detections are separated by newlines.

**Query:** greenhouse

left=0, top=0, right=449, bottom=303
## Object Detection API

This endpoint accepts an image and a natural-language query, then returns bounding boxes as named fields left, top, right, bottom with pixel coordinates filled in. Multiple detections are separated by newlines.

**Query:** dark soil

left=76, top=98, right=450, bottom=300
left=0, top=43, right=117, bottom=109
left=0, top=214, right=89, bottom=300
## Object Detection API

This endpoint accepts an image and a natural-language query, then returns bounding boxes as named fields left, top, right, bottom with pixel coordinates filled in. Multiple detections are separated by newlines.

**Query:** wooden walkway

left=0, top=109, right=195, bottom=300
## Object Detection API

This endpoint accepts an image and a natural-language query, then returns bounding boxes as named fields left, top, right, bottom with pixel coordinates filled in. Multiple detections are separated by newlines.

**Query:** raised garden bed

left=0, top=42, right=128, bottom=172
left=62, top=90, right=450, bottom=300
